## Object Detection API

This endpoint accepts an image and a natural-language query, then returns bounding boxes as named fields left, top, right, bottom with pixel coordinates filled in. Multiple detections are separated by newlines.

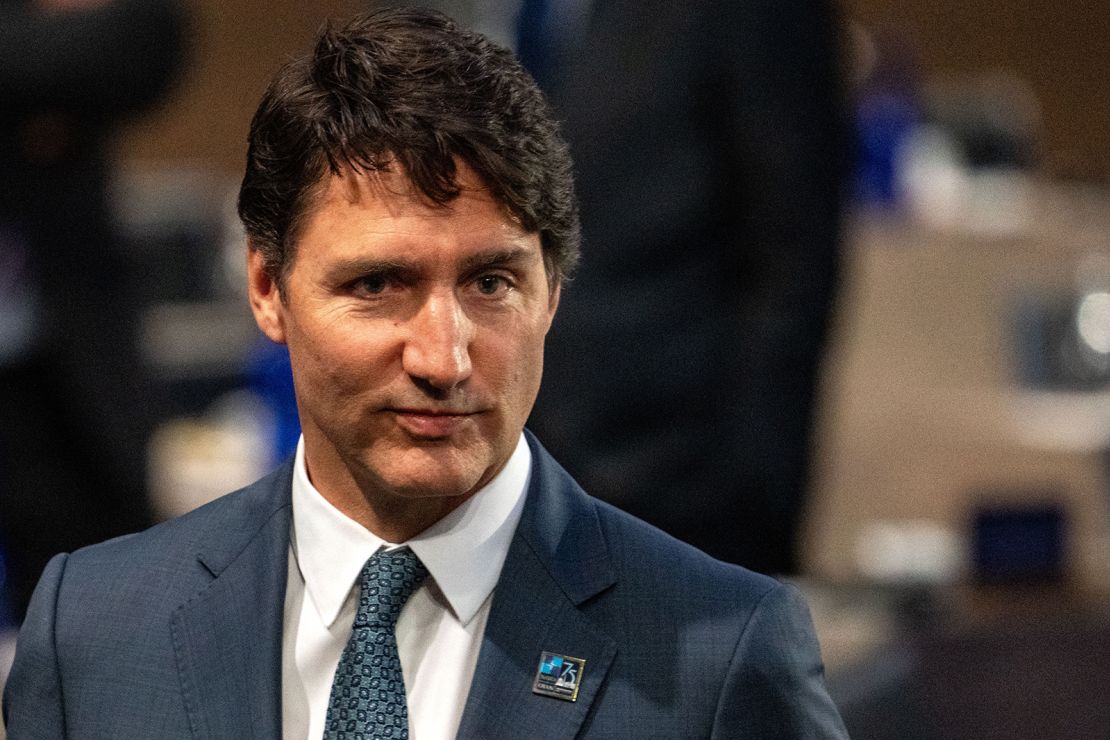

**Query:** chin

left=365, top=454, right=490, bottom=501
left=406, top=436, right=494, bottom=478
left=377, top=473, right=484, bottom=502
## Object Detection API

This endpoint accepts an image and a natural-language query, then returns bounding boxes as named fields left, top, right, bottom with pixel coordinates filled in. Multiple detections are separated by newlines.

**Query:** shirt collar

left=290, top=434, right=530, bottom=629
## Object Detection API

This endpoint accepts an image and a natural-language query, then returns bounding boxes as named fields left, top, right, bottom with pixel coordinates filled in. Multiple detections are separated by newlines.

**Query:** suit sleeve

left=3, top=553, right=69, bottom=740
left=712, top=581, right=848, bottom=739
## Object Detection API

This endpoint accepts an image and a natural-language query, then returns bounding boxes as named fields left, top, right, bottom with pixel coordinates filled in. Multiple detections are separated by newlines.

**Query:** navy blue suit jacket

left=4, top=434, right=847, bottom=738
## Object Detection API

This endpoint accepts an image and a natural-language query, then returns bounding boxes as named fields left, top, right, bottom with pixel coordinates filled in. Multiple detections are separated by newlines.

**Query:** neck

left=321, top=482, right=472, bottom=543
left=298, top=438, right=480, bottom=542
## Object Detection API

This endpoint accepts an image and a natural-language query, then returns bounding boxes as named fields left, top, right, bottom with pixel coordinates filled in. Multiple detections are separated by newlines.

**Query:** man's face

left=247, top=163, right=558, bottom=525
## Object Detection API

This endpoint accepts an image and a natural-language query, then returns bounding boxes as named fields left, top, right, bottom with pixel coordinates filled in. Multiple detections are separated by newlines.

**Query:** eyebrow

left=323, top=258, right=414, bottom=285
left=460, top=246, right=534, bottom=273
left=325, top=246, right=536, bottom=282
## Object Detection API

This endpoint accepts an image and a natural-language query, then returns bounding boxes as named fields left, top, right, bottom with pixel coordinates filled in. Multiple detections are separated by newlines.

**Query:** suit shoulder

left=60, top=460, right=293, bottom=584
left=589, top=496, right=783, bottom=605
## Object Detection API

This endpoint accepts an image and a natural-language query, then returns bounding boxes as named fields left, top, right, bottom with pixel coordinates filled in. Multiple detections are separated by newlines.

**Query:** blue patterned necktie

left=323, top=548, right=429, bottom=740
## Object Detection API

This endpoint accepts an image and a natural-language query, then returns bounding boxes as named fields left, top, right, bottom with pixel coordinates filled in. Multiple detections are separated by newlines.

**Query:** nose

left=402, top=289, right=473, bottom=391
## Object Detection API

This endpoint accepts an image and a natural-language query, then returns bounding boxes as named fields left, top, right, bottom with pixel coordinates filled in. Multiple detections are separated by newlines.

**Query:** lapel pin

left=532, top=651, right=586, bottom=702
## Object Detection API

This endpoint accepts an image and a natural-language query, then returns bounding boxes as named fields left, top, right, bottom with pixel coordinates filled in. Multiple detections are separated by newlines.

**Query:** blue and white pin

left=533, top=651, right=586, bottom=702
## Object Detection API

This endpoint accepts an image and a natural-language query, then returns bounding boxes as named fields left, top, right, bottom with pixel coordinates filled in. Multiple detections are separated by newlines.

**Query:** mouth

left=390, top=408, right=479, bottom=439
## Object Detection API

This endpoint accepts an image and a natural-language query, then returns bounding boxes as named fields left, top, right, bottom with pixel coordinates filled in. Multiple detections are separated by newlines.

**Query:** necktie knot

left=355, top=548, right=429, bottom=629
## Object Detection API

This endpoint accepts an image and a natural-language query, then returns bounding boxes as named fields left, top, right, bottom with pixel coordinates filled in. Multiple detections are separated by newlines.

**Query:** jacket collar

left=172, top=459, right=294, bottom=740
left=457, top=431, right=618, bottom=737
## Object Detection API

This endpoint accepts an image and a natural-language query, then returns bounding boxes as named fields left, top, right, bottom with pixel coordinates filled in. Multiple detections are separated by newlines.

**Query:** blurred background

left=3, top=0, right=1110, bottom=737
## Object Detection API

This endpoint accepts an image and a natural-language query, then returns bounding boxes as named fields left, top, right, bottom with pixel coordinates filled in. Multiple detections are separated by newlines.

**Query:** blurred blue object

left=245, top=337, right=300, bottom=463
left=972, top=501, right=1066, bottom=585
left=852, top=25, right=921, bottom=207
left=855, top=90, right=917, bottom=206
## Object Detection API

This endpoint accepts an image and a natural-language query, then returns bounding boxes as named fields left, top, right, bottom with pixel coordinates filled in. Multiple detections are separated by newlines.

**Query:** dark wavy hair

left=237, top=7, right=579, bottom=289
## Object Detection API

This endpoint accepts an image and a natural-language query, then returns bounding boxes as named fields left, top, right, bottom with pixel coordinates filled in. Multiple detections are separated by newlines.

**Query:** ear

left=246, top=243, right=287, bottom=344
left=543, top=280, right=561, bottom=333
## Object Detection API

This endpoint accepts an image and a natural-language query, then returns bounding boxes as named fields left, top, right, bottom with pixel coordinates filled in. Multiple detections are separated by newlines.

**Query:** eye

left=475, top=274, right=509, bottom=295
left=353, top=274, right=389, bottom=296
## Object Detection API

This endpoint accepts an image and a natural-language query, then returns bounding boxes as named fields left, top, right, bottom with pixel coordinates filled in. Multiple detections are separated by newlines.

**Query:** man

left=4, top=8, right=847, bottom=738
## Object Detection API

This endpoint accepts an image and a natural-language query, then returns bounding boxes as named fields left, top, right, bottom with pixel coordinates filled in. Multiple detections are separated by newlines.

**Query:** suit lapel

left=171, top=461, right=294, bottom=740
left=457, top=433, right=618, bottom=738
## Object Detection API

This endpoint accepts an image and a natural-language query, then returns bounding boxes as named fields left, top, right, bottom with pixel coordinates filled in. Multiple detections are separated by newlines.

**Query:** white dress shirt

left=281, top=434, right=530, bottom=740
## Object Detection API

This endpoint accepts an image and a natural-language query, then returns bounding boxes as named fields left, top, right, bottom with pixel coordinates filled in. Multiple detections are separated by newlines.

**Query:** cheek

left=481, top=323, right=547, bottom=407
left=289, top=317, right=396, bottom=399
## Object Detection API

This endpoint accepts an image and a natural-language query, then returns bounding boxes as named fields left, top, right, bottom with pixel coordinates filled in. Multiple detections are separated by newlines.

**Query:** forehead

left=295, top=164, right=534, bottom=259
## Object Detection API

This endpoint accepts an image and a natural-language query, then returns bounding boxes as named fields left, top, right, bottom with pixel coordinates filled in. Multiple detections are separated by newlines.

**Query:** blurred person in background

left=0, top=0, right=186, bottom=620
left=405, top=0, right=849, bottom=575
